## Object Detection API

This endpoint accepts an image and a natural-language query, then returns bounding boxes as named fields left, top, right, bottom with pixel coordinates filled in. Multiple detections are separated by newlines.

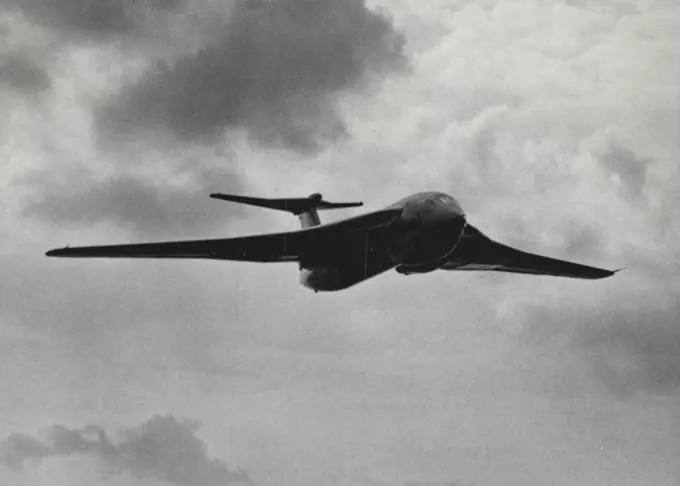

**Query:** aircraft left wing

left=46, top=208, right=402, bottom=262
left=442, top=224, right=620, bottom=280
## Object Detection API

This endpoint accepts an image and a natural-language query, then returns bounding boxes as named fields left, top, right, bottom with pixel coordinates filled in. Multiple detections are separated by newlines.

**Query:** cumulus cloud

left=516, top=281, right=680, bottom=399
left=1, top=434, right=50, bottom=468
left=1, top=415, right=249, bottom=486
left=600, top=144, right=649, bottom=201
left=0, top=54, right=50, bottom=93
left=2, top=0, right=182, bottom=40
left=10, top=0, right=406, bottom=233
left=97, top=0, right=407, bottom=151
left=1, top=415, right=471, bottom=486
left=577, top=304, right=680, bottom=397
left=22, top=161, right=246, bottom=239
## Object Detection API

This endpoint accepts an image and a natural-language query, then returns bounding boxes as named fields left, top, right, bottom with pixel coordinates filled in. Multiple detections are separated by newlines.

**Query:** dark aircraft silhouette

left=46, top=191, right=620, bottom=292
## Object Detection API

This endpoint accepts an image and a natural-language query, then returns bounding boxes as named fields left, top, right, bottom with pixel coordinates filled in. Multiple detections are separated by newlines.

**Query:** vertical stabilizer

left=298, top=207, right=321, bottom=228
left=297, top=193, right=323, bottom=228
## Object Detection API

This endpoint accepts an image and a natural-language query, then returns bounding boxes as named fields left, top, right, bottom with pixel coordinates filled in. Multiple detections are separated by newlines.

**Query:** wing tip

left=209, top=193, right=230, bottom=201
left=592, top=266, right=624, bottom=279
left=46, top=247, right=68, bottom=257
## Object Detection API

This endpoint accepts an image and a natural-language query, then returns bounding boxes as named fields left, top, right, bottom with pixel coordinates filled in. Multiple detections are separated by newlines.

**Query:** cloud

left=0, top=434, right=50, bottom=468
left=0, top=54, right=50, bottom=93
left=3, top=0, right=182, bottom=40
left=517, top=281, right=680, bottom=399
left=2, top=416, right=472, bottom=486
left=600, top=144, right=649, bottom=201
left=403, top=482, right=463, bottom=486
left=577, top=303, right=680, bottom=397
left=97, top=0, right=407, bottom=151
left=11, top=0, right=407, bottom=233
left=1, top=415, right=249, bottom=486
left=22, top=162, right=246, bottom=239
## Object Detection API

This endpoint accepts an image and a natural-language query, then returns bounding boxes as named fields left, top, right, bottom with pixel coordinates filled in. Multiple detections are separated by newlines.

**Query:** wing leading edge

left=46, top=207, right=402, bottom=262
left=443, top=224, right=620, bottom=279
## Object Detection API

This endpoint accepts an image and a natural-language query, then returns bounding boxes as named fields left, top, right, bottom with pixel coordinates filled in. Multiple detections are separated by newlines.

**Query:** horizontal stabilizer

left=209, top=193, right=363, bottom=215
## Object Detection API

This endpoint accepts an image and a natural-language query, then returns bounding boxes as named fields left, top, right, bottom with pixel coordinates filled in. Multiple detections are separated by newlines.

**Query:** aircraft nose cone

left=418, top=200, right=465, bottom=227
left=433, top=195, right=464, bottom=217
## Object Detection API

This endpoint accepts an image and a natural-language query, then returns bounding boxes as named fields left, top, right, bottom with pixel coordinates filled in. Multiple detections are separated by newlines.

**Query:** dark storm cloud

left=97, top=0, right=407, bottom=151
left=600, top=144, right=649, bottom=200
left=577, top=303, right=680, bottom=396
left=0, top=55, right=51, bottom=93
left=23, top=165, right=247, bottom=238
left=5, top=0, right=181, bottom=39
left=1, top=415, right=250, bottom=485
left=19, top=0, right=406, bottom=232
left=563, top=223, right=605, bottom=260
left=20, top=155, right=251, bottom=239
left=0, top=433, right=50, bottom=468
left=522, top=293, right=680, bottom=397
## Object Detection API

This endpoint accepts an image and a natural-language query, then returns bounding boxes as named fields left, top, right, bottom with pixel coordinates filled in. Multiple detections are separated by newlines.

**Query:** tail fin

left=209, top=192, right=363, bottom=229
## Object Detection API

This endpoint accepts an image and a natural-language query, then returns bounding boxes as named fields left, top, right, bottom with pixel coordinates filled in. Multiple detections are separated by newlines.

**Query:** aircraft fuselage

left=299, top=191, right=466, bottom=292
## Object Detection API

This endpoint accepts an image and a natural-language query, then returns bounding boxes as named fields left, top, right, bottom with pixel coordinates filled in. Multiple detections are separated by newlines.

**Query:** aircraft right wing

left=47, top=233, right=303, bottom=261
left=442, top=224, right=620, bottom=279
left=46, top=207, right=403, bottom=263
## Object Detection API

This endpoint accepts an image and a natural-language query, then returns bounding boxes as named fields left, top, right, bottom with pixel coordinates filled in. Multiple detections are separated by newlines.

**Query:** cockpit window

left=433, top=194, right=455, bottom=204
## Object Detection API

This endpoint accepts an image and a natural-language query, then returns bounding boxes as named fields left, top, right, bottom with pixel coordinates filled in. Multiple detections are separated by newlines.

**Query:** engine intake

left=393, top=215, right=466, bottom=273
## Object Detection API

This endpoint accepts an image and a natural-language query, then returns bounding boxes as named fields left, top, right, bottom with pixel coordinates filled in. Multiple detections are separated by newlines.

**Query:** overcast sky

left=1, top=0, right=679, bottom=485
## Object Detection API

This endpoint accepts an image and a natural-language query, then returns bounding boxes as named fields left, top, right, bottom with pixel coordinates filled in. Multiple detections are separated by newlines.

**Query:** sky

left=1, top=0, right=679, bottom=485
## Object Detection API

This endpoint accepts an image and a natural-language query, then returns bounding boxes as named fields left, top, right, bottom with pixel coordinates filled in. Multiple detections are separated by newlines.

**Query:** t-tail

left=209, top=192, right=363, bottom=228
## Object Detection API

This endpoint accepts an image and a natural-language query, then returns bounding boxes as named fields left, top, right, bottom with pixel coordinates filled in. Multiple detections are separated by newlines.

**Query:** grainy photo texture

left=1, top=0, right=679, bottom=485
